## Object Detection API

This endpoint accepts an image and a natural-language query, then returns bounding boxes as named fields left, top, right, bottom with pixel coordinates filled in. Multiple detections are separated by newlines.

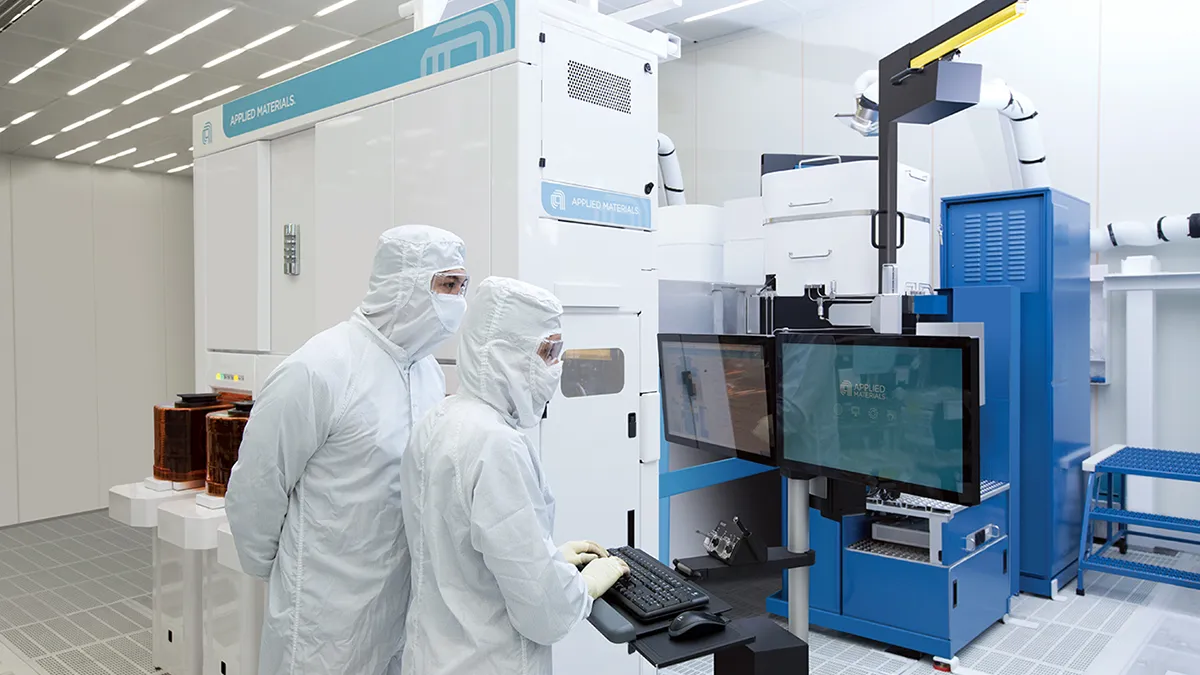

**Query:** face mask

left=431, top=293, right=467, bottom=335
left=528, top=360, right=563, bottom=424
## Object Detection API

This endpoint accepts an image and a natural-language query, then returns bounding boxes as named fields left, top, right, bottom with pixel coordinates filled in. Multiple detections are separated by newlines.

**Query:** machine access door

left=541, top=310, right=641, bottom=675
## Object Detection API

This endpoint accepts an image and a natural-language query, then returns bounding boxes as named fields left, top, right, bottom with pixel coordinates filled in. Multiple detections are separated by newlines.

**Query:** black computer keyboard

left=604, top=546, right=709, bottom=622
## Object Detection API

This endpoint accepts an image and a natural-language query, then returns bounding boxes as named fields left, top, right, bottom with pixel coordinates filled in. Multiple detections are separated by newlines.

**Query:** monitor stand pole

left=787, top=477, right=810, bottom=641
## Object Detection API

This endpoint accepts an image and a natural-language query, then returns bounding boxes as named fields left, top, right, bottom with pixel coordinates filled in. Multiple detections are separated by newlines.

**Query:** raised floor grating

left=0, top=511, right=159, bottom=674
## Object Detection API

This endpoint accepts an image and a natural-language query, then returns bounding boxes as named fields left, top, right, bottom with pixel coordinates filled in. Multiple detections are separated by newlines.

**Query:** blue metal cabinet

left=942, top=189, right=1090, bottom=596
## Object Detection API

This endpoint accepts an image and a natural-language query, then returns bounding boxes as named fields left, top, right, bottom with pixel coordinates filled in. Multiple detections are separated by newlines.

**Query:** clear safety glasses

left=537, top=336, right=564, bottom=365
left=431, top=271, right=470, bottom=296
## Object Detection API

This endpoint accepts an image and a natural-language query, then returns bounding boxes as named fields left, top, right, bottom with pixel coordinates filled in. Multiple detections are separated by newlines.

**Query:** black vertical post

left=877, top=120, right=900, bottom=292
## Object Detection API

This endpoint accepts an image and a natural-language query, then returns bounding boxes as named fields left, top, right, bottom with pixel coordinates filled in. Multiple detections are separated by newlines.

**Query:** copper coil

left=205, top=402, right=252, bottom=497
left=153, top=394, right=232, bottom=483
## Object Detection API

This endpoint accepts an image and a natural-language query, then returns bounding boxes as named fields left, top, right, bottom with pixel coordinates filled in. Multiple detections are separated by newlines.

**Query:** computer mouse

left=667, top=610, right=729, bottom=640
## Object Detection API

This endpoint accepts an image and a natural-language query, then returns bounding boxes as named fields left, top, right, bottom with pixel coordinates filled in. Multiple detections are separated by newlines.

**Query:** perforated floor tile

left=0, top=512, right=158, bottom=674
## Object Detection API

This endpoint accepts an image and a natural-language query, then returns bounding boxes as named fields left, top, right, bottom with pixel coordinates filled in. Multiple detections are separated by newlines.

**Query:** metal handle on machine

left=905, top=169, right=929, bottom=182
left=788, top=198, right=834, bottom=209
left=284, top=223, right=300, bottom=276
left=788, top=249, right=833, bottom=261
left=871, top=211, right=906, bottom=250
left=798, top=155, right=843, bottom=168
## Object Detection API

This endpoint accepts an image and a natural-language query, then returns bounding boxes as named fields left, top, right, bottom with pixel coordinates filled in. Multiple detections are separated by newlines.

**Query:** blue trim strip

left=659, top=459, right=778, bottom=498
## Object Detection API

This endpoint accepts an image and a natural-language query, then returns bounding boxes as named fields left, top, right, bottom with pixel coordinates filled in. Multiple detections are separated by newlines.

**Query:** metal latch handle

left=788, top=249, right=833, bottom=261
left=788, top=197, right=834, bottom=209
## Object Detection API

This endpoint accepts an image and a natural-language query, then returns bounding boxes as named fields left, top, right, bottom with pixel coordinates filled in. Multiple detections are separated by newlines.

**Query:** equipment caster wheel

left=933, top=656, right=959, bottom=673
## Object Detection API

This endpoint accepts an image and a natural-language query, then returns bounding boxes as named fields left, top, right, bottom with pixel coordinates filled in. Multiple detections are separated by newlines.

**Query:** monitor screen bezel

left=773, top=332, right=981, bottom=505
left=657, top=333, right=777, bottom=467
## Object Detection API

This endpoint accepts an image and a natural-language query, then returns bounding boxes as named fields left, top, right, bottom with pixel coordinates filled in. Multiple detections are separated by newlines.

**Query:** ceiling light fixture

left=204, top=25, right=294, bottom=68
left=2, top=0, right=44, bottom=33
left=56, top=141, right=100, bottom=159
left=683, top=0, right=765, bottom=22
left=68, top=61, right=131, bottom=96
left=133, top=159, right=154, bottom=168
left=106, top=116, right=161, bottom=139
left=154, top=152, right=178, bottom=162
left=171, top=100, right=202, bottom=114
left=11, top=110, right=38, bottom=125
left=95, top=147, right=136, bottom=164
left=203, top=85, right=242, bottom=102
left=61, top=108, right=112, bottom=133
left=122, top=73, right=192, bottom=105
left=315, top=0, right=361, bottom=17
left=259, top=40, right=353, bottom=79
left=79, top=0, right=147, bottom=40
left=30, top=134, right=54, bottom=146
left=188, top=146, right=193, bottom=151
left=8, top=47, right=68, bottom=84
left=174, top=83, right=243, bottom=114
left=146, top=8, right=235, bottom=55
left=0, top=127, right=6, bottom=135
left=167, top=163, right=193, bottom=174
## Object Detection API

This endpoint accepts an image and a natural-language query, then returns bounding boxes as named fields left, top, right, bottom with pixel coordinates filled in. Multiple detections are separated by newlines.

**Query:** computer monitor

left=775, top=332, right=981, bottom=505
left=658, top=334, right=776, bottom=466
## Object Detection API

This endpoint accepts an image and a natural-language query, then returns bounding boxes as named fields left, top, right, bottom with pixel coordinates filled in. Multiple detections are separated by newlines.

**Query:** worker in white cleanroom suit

left=399, top=276, right=630, bottom=675
left=226, top=225, right=469, bottom=675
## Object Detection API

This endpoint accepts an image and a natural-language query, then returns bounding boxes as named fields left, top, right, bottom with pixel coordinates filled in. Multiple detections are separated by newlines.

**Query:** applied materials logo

left=550, top=189, right=567, bottom=211
left=419, top=0, right=513, bottom=77
left=201, top=121, right=213, bottom=146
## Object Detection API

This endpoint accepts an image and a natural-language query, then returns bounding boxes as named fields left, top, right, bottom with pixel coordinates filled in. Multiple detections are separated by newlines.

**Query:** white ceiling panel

left=198, top=48, right=289, bottom=81
left=0, top=89, right=59, bottom=116
left=52, top=0, right=146, bottom=17
left=248, top=0, right=340, bottom=22
left=6, top=2, right=107, bottom=44
left=311, top=0, right=414, bottom=36
left=0, top=31, right=61, bottom=68
left=362, top=17, right=415, bottom=43
left=138, top=35, right=248, bottom=71
left=248, top=21, right=356, bottom=60
left=188, top=6, right=301, bottom=52
left=37, top=47, right=129, bottom=79
left=0, top=0, right=416, bottom=172
left=69, top=18, right=179, bottom=59
left=120, top=0, right=242, bottom=37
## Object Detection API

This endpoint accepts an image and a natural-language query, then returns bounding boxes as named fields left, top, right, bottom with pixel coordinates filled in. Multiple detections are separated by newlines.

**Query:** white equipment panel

left=762, top=161, right=933, bottom=297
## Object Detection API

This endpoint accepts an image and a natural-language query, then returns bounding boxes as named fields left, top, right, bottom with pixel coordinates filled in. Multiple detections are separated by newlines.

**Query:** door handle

left=788, top=249, right=832, bottom=261
left=788, top=198, right=833, bottom=208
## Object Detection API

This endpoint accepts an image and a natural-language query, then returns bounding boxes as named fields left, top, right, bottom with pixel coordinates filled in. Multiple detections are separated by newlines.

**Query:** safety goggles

left=537, top=336, right=564, bottom=365
left=431, top=271, right=470, bottom=296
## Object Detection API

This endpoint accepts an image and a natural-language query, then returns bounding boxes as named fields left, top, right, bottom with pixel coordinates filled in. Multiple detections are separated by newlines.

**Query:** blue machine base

left=766, top=592, right=957, bottom=659
left=1019, top=560, right=1078, bottom=597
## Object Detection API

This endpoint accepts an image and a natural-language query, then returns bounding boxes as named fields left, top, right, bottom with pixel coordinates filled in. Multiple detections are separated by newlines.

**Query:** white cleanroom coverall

left=226, top=224, right=466, bottom=675
left=399, top=277, right=623, bottom=675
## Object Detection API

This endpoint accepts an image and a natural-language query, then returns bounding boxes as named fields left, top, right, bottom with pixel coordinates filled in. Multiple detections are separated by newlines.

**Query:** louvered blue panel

left=963, top=213, right=982, bottom=283
left=941, top=188, right=1091, bottom=598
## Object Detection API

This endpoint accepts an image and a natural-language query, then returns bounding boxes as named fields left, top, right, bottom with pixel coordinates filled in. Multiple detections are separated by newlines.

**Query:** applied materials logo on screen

left=550, top=189, right=567, bottom=211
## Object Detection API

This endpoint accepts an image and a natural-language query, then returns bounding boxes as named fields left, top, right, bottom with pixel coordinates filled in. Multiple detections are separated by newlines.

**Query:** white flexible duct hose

left=848, top=71, right=1049, bottom=189
left=1091, top=215, right=1200, bottom=251
left=657, top=133, right=686, bottom=206
left=977, top=79, right=1049, bottom=189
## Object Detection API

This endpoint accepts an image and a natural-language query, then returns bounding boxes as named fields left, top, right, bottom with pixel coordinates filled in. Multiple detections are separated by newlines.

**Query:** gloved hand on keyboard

left=581, top=557, right=630, bottom=599
left=558, top=540, right=609, bottom=567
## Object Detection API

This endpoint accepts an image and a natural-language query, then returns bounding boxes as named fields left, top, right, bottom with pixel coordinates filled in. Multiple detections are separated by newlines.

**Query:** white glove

left=558, top=540, right=609, bottom=567
left=581, top=557, right=630, bottom=599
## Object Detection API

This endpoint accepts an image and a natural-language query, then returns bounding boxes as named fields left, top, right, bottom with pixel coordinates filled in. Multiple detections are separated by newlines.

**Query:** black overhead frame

left=874, top=0, right=1025, bottom=290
